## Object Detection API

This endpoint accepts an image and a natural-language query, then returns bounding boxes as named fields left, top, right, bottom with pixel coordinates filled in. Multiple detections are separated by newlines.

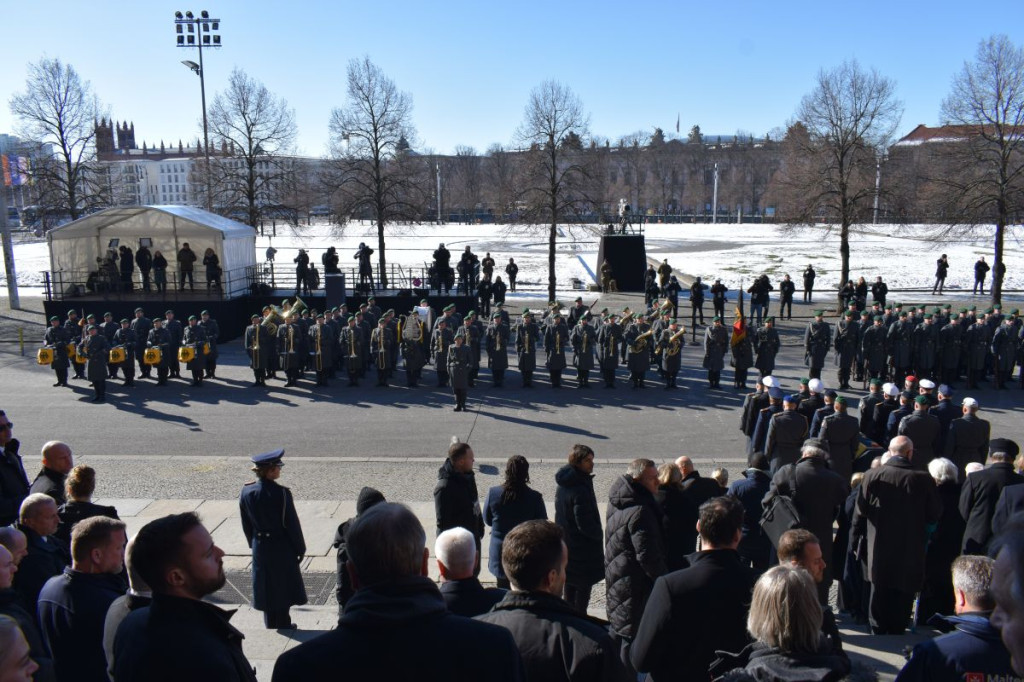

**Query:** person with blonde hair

left=656, top=463, right=696, bottom=571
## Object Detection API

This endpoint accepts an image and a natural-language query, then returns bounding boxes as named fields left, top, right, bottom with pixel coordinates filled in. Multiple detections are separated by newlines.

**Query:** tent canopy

left=47, top=206, right=257, bottom=296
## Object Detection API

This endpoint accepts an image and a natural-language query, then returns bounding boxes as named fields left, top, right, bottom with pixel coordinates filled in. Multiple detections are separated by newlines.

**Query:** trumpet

left=251, top=320, right=261, bottom=368
left=350, top=328, right=358, bottom=358
left=631, top=329, right=654, bottom=354
left=315, top=326, right=323, bottom=372
left=377, top=331, right=387, bottom=369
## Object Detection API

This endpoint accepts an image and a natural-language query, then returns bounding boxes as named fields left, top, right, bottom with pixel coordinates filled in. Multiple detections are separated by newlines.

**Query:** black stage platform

left=596, top=234, right=647, bottom=292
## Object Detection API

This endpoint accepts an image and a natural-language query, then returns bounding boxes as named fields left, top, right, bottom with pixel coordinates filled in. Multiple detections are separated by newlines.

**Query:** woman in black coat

left=656, top=463, right=698, bottom=572
left=917, top=457, right=965, bottom=625
left=239, top=450, right=307, bottom=629
left=484, top=456, right=547, bottom=589
left=203, top=248, right=221, bottom=289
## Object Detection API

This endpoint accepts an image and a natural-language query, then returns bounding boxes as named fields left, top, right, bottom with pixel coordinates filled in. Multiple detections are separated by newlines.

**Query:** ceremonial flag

left=731, top=314, right=746, bottom=348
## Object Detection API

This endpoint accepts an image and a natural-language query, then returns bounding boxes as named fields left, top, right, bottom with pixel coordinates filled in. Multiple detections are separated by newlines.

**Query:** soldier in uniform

left=571, top=313, right=597, bottom=388
left=858, top=379, right=884, bottom=437
left=370, top=317, right=395, bottom=387
left=753, top=317, right=781, bottom=378
left=765, top=395, right=809, bottom=474
left=277, top=313, right=302, bottom=387
left=689, top=277, right=707, bottom=327
left=803, top=310, right=832, bottom=380
left=819, top=396, right=861, bottom=481
left=887, top=311, right=914, bottom=386
left=130, top=308, right=153, bottom=379
left=448, top=333, right=472, bottom=411
left=112, top=318, right=137, bottom=387
left=199, top=311, right=220, bottom=379
left=78, top=324, right=110, bottom=403
left=43, top=316, right=70, bottom=387
left=596, top=313, right=622, bottom=389
left=544, top=311, right=569, bottom=388
left=657, top=320, right=685, bottom=389
left=339, top=316, right=365, bottom=387
left=64, top=310, right=86, bottom=380
left=834, top=311, right=859, bottom=390
left=146, top=318, right=171, bottom=386
left=912, top=314, right=940, bottom=381
left=991, top=316, right=1019, bottom=390
left=703, top=315, right=729, bottom=389
left=162, top=310, right=182, bottom=379
left=244, top=314, right=271, bottom=386
left=355, top=311, right=372, bottom=378
left=963, top=314, right=989, bottom=389
left=309, top=313, right=335, bottom=387
left=751, top=387, right=784, bottom=455
left=400, top=310, right=427, bottom=388
left=430, top=317, right=453, bottom=388
left=455, top=313, right=481, bottom=387
left=622, top=313, right=651, bottom=389
left=239, top=449, right=307, bottom=630
left=938, top=313, right=963, bottom=387
left=731, top=313, right=754, bottom=390
left=100, top=312, right=119, bottom=379
left=567, top=297, right=587, bottom=328
left=516, top=310, right=540, bottom=388
left=861, top=315, right=888, bottom=382
left=485, top=312, right=509, bottom=388
left=182, top=315, right=207, bottom=386
left=434, top=303, right=462, bottom=332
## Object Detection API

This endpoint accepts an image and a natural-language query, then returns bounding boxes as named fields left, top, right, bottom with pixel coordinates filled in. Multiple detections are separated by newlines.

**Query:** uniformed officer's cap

left=188, top=315, right=197, bottom=321
left=808, top=378, right=825, bottom=393
left=763, top=376, right=777, bottom=388
left=919, top=378, right=936, bottom=390
left=962, top=397, right=978, bottom=408
left=813, top=310, right=824, bottom=316
left=765, top=317, right=774, bottom=323
left=251, top=314, right=261, bottom=320
left=86, top=314, right=96, bottom=320
left=869, top=378, right=882, bottom=386
left=103, top=312, right=112, bottom=318
left=134, top=308, right=145, bottom=314
left=882, top=382, right=898, bottom=396
left=316, top=312, right=325, bottom=319
left=834, top=396, right=847, bottom=406
left=783, top=394, right=799, bottom=404
left=768, top=386, right=784, bottom=400
left=251, top=448, right=285, bottom=467
left=86, top=324, right=97, bottom=331
left=48, top=316, right=59, bottom=323
left=914, top=395, right=929, bottom=405
left=990, top=438, right=1020, bottom=459
left=443, top=304, right=455, bottom=312
left=120, top=318, right=130, bottom=324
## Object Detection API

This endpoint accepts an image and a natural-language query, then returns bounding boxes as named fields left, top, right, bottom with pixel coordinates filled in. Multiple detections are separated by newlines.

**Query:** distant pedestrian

left=974, top=257, right=990, bottom=295
left=933, top=254, right=949, bottom=295
left=802, top=264, right=816, bottom=303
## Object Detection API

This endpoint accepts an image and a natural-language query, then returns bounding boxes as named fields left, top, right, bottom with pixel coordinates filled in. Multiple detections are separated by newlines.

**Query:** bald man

left=677, top=456, right=723, bottom=510
left=29, top=442, right=73, bottom=506
left=0, top=543, right=55, bottom=680
left=0, top=527, right=27, bottom=566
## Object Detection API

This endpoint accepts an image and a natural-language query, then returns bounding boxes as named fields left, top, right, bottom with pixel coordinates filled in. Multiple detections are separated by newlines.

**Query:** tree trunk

left=548, top=220, right=557, bottom=304
left=377, top=217, right=388, bottom=290
left=993, top=218, right=1004, bottom=305
left=839, top=220, right=851, bottom=314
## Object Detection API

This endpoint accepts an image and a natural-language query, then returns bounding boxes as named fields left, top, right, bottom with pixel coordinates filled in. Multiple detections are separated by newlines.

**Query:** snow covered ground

left=3, top=220, right=1023, bottom=300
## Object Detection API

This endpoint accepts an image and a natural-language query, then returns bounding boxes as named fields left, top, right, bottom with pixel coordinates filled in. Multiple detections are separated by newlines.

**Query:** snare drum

left=178, top=346, right=196, bottom=363
left=37, top=348, right=54, bottom=365
left=109, top=346, right=127, bottom=363
left=144, top=347, right=163, bottom=365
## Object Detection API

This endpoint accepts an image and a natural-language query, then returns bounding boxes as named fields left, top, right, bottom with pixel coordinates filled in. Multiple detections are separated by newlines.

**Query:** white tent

left=47, top=205, right=257, bottom=296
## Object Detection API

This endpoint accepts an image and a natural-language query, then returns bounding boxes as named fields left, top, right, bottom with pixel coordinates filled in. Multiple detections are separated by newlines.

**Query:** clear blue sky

left=1, top=0, right=1020, bottom=156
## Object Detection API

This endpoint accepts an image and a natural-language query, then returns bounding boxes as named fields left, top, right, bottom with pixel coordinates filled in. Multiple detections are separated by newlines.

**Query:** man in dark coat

left=751, top=388, right=784, bottom=456
left=0, top=416, right=30, bottom=527
left=727, top=452, right=773, bottom=572
left=689, top=277, right=706, bottom=327
left=861, top=316, right=889, bottom=381
left=182, top=316, right=207, bottom=387
left=78, top=325, right=109, bottom=403
left=804, top=311, right=832, bottom=380
left=516, top=311, right=541, bottom=388
left=835, top=311, right=860, bottom=389
left=595, top=314, right=623, bottom=388
left=703, top=316, right=728, bottom=388
left=946, top=398, right=991, bottom=471
left=930, top=386, right=959, bottom=455
left=764, top=442, right=849, bottom=604
left=433, top=442, right=484, bottom=551
left=0, top=543, right=55, bottom=682
left=30, top=442, right=73, bottom=507
left=112, top=513, right=258, bottom=681
left=436, top=527, right=505, bottom=618
left=571, top=315, right=598, bottom=388
left=740, top=379, right=769, bottom=443
left=161, top=310, right=182, bottom=379
left=959, top=439, right=1024, bottom=556
left=554, top=444, right=604, bottom=614
left=898, top=396, right=942, bottom=467
left=852, top=436, right=943, bottom=634
left=973, top=257, right=990, bottom=295
left=477, top=521, right=627, bottom=681
left=604, top=459, right=667, bottom=674
left=632, top=496, right=757, bottom=682
left=897, top=555, right=1016, bottom=682
left=239, top=450, right=306, bottom=629
left=820, top=397, right=861, bottom=481
left=992, top=482, right=1024, bottom=538
left=13, top=494, right=69, bottom=616
left=886, top=391, right=915, bottom=444
left=753, top=318, right=780, bottom=378
left=766, top=396, right=809, bottom=474
left=858, top=379, right=884, bottom=439
left=802, top=265, right=816, bottom=302
left=872, top=384, right=902, bottom=445
left=486, top=313, right=511, bottom=387
left=38, top=516, right=127, bottom=682
left=272, top=504, right=523, bottom=682
left=447, top=334, right=473, bottom=410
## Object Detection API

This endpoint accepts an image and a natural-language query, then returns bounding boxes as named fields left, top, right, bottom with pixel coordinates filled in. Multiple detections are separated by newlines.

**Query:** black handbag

left=760, top=465, right=803, bottom=547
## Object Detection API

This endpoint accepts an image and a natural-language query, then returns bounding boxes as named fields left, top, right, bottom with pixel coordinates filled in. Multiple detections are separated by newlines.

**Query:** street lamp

left=174, top=10, right=221, bottom=212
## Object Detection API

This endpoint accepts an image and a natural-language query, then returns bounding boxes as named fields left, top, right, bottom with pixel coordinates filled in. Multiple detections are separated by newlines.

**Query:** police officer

left=239, top=449, right=307, bottom=630
left=804, top=310, right=832, bottom=380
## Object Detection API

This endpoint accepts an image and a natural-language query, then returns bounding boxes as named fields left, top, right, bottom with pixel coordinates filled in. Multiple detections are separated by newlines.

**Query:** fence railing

left=44, top=265, right=254, bottom=302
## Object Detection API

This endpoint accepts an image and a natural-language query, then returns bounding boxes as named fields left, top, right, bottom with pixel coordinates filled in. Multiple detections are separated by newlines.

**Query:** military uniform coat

left=819, top=412, right=861, bottom=481
left=239, top=478, right=307, bottom=612
left=112, top=327, right=137, bottom=362
left=939, top=322, right=962, bottom=369
left=199, top=318, right=220, bottom=359
left=430, top=326, right=453, bottom=368
left=370, top=326, right=395, bottom=371
left=571, top=323, right=598, bottom=371
left=596, top=323, right=623, bottom=370
left=753, top=326, right=780, bottom=374
left=703, top=325, right=729, bottom=371
left=146, top=328, right=171, bottom=368
left=515, top=321, right=540, bottom=373
left=339, top=325, right=364, bottom=372
left=447, top=343, right=472, bottom=390
left=991, top=323, right=1019, bottom=372
left=963, top=322, right=989, bottom=371
left=766, top=410, right=808, bottom=471
left=130, top=316, right=154, bottom=360
left=485, top=323, right=510, bottom=371
left=912, top=322, right=940, bottom=370
left=308, top=323, right=335, bottom=370
left=898, top=411, right=942, bottom=466
left=277, top=323, right=302, bottom=370
left=835, top=319, right=860, bottom=367
left=945, top=415, right=991, bottom=470
left=623, top=324, right=651, bottom=374
left=887, top=319, right=914, bottom=368
left=79, top=334, right=110, bottom=383
left=804, top=320, right=832, bottom=369
left=544, top=321, right=569, bottom=370
left=860, top=324, right=888, bottom=376
left=182, top=324, right=208, bottom=372
left=401, top=320, right=428, bottom=373
left=657, top=329, right=683, bottom=375
left=43, top=326, right=70, bottom=369
left=245, top=324, right=272, bottom=371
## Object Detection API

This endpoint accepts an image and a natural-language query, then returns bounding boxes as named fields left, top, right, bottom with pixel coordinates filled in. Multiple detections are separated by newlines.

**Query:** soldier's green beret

left=552, top=311, right=562, bottom=318
left=765, top=316, right=775, bottom=323
left=713, top=315, right=722, bottom=322
left=800, top=377, right=810, bottom=385
left=1012, top=309, right=1020, bottom=315
left=378, top=318, right=387, bottom=325
left=492, top=312, right=501, bottom=319
left=869, top=378, right=882, bottom=386
left=523, top=311, right=533, bottom=318
left=188, top=315, right=197, bottom=321
left=348, top=316, right=356, bottom=323
left=120, top=318, right=130, bottom=324
left=574, top=297, right=583, bottom=303
left=281, top=299, right=290, bottom=307
left=86, top=324, right=97, bottom=332
left=367, top=296, right=376, bottom=302
left=420, top=299, right=429, bottom=305
left=845, top=311, right=855, bottom=318
left=814, top=310, right=824, bottom=316
left=960, top=308, right=969, bottom=314
left=67, top=310, right=77, bottom=317
left=466, top=310, right=476, bottom=317
left=85, top=313, right=96, bottom=320
left=923, top=313, right=932, bottom=319
left=872, top=301, right=881, bottom=306
left=985, top=308, right=994, bottom=315
left=943, top=304, right=951, bottom=310
left=103, top=312, right=112, bottom=318
left=860, top=311, right=870, bottom=317
left=316, top=312, right=325, bottom=319
left=600, top=308, right=609, bottom=315
left=385, top=309, right=394, bottom=316
left=251, top=314, right=261, bottom=320
left=359, top=303, right=368, bottom=309
left=933, top=308, right=942, bottom=314
left=874, top=315, right=884, bottom=322
left=201, top=310, right=210, bottom=316
left=135, top=308, right=145, bottom=314
left=970, top=305, right=977, bottom=311
left=914, top=395, right=929, bottom=405
left=496, top=302, right=505, bottom=308
left=899, top=311, right=908, bottom=317
left=884, top=304, right=892, bottom=310
left=834, top=396, right=847, bottom=406
left=48, top=315, right=59, bottom=322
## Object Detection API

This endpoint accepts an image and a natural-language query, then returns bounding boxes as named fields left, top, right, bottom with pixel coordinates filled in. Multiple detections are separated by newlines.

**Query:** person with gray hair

left=852, top=435, right=942, bottom=634
left=763, top=441, right=848, bottom=604
left=12, top=493, right=67, bottom=616
left=435, top=527, right=504, bottom=617
left=0, top=527, right=27, bottom=567
left=918, top=457, right=967, bottom=624
left=711, top=565, right=852, bottom=681
left=960, top=438, right=1024, bottom=555
left=0, top=614, right=40, bottom=681
left=0, top=544, right=54, bottom=682
left=272, top=503, right=523, bottom=681
left=898, top=555, right=1017, bottom=681
left=604, top=458, right=666, bottom=676
left=103, top=535, right=151, bottom=680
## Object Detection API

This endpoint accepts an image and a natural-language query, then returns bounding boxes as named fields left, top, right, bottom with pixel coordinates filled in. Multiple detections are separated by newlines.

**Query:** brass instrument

left=376, top=329, right=387, bottom=369
left=350, top=328, right=358, bottom=358
left=631, top=329, right=654, bottom=354
left=251, top=320, right=261, bottom=368
left=315, top=325, right=323, bottom=372
left=666, top=327, right=686, bottom=356
left=582, top=327, right=588, bottom=354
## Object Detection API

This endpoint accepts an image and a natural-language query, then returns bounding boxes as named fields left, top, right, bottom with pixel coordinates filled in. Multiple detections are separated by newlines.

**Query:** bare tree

left=515, top=80, right=592, bottom=302
left=782, top=60, right=903, bottom=305
left=327, top=56, right=417, bottom=288
left=9, top=58, right=102, bottom=220
left=938, top=34, right=1024, bottom=304
left=204, top=68, right=296, bottom=226
left=482, top=144, right=522, bottom=222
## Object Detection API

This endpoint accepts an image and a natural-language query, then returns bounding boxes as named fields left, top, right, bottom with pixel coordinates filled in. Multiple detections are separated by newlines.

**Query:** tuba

left=666, top=327, right=686, bottom=356
left=631, top=329, right=654, bottom=354
left=251, top=320, right=260, bottom=368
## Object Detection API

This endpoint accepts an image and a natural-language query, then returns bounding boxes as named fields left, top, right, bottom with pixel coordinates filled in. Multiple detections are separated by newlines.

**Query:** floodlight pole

left=0, top=187, right=19, bottom=310
left=175, top=11, right=221, bottom=213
